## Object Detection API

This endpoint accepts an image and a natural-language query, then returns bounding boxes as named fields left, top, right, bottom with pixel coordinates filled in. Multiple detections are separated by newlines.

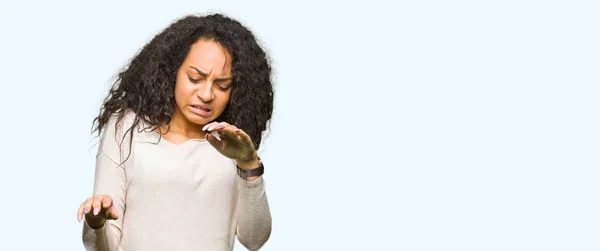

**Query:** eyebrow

left=189, top=66, right=232, bottom=82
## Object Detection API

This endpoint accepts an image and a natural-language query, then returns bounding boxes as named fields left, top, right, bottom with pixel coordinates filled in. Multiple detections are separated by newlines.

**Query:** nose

left=196, top=81, right=215, bottom=102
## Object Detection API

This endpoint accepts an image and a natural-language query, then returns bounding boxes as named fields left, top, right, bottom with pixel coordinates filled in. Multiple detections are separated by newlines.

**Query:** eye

left=188, top=76, right=202, bottom=83
left=216, top=84, right=231, bottom=91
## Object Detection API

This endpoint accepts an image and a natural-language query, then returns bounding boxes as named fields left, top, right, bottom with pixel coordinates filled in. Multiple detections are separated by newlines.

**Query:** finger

left=101, top=196, right=113, bottom=209
left=223, top=125, right=247, bottom=143
left=206, top=132, right=224, bottom=147
left=204, top=121, right=229, bottom=131
left=210, top=130, right=221, bottom=141
left=108, top=206, right=120, bottom=220
left=216, top=124, right=239, bottom=136
left=92, top=196, right=104, bottom=216
left=208, top=132, right=229, bottom=151
left=211, top=121, right=235, bottom=131
left=229, top=125, right=245, bottom=135
left=83, top=197, right=94, bottom=216
left=202, top=122, right=219, bottom=131
left=208, top=123, right=227, bottom=132
left=217, top=130, right=241, bottom=144
left=77, top=202, right=86, bottom=222
left=207, top=124, right=238, bottom=142
left=218, top=121, right=231, bottom=127
left=228, top=124, right=239, bottom=133
left=80, top=197, right=95, bottom=221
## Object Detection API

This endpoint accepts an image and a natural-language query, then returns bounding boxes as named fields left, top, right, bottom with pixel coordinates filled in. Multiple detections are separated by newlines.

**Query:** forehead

left=185, top=39, right=232, bottom=75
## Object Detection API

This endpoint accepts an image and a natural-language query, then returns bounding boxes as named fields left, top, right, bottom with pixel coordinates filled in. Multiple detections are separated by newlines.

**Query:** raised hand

left=77, top=195, right=119, bottom=228
left=203, top=122, right=258, bottom=166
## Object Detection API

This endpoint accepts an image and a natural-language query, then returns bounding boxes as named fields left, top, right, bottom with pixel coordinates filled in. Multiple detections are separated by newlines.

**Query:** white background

left=0, top=0, right=598, bottom=250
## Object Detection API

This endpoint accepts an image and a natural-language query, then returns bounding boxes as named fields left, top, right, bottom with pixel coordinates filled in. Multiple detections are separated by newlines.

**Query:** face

left=173, top=39, right=233, bottom=127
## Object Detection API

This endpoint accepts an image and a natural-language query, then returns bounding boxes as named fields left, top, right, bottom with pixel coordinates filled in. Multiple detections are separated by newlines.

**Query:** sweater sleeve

left=82, top=114, right=131, bottom=251
left=235, top=176, right=272, bottom=251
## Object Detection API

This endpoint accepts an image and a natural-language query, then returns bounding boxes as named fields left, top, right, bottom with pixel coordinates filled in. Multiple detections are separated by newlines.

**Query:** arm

left=203, top=122, right=272, bottom=249
left=82, top=116, right=129, bottom=251
left=235, top=168, right=272, bottom=250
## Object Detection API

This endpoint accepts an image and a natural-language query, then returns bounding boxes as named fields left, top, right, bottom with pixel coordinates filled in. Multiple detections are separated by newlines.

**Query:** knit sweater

left=81, top=111, right=271, bottom=250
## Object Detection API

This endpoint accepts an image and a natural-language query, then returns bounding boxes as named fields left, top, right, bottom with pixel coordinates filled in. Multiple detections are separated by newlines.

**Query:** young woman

left=76, top=13, right=274, bottom=250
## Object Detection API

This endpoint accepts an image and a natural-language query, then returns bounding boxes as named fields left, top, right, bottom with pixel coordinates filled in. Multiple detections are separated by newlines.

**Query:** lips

left=191, top=105, right=211, bottom=112
left=190, top=105, right=212, bottom=117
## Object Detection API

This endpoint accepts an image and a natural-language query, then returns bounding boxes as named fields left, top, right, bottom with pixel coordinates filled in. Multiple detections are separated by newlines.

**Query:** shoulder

left=103, top=109, right=160, bottom=143
left=104, top=109, right=138, bottom=133
left=98, top=110, right=150, bottom=157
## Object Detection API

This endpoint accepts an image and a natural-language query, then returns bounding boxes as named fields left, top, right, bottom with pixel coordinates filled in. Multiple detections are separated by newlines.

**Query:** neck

left=161, top=109, right=206, bottom=140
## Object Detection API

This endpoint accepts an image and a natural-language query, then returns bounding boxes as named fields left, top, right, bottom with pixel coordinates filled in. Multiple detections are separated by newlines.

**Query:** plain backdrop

left=0, top=0, right=598, bottom=250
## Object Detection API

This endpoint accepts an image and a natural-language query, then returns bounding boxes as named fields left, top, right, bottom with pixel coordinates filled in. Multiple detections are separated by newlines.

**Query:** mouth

left=190, top=105, right=212, bottom=116
left=191, top=105, right=211, bottom=112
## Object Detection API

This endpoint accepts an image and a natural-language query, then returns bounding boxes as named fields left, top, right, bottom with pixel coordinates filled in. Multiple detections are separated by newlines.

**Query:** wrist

left=235, top=155, right=264, bottom=181
left=235, top=153, right=259, bottom=171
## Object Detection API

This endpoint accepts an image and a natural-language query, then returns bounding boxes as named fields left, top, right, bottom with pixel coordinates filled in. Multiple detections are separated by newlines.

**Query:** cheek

left=174, top=82, right=193, bottom=102
left=173, top=84, right=184, bottom=103
left=222, top=92, right=232, bottom=105
left=174, top=72, right=191, bottom=100
left=215, top=93, right=231, bottom=111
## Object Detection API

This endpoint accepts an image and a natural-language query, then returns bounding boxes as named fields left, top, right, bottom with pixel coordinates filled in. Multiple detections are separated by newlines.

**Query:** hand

left=77, top=195, right=119, bottom=228
left=203, top=122, right=258, bottom=165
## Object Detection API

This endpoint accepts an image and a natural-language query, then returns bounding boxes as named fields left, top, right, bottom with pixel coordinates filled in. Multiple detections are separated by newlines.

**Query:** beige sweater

left=81, top=111, right=272, bottom=250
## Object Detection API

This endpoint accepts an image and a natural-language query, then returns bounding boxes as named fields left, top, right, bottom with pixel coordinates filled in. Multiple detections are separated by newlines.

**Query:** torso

left=119, top=125, right=239, bottom=250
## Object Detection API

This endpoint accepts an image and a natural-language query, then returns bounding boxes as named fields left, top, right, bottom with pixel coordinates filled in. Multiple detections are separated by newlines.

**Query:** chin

left=183, top=111, right=217, bottom=126
left=186, top=116, right=212, bottom=126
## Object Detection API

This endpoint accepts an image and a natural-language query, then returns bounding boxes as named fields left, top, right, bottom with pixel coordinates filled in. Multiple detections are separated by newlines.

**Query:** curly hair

left=92, top=13, right=274, bottom=150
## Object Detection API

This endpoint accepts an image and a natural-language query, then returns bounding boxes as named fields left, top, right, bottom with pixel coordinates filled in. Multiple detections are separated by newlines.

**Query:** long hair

left=93, top=13, right=274, bottom=151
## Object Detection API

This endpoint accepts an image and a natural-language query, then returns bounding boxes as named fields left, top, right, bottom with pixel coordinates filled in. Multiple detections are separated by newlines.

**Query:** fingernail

left=103, top=202, right=110, bottom=207
left=211, top=131, right=221, bottom=141
left=202, top=124, right=209, bottom=131
left=217, top=125, right=226, bottom=129
left=93, top=208, right=100, bottom=215
left=84, top=208, right=89, bottom=214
